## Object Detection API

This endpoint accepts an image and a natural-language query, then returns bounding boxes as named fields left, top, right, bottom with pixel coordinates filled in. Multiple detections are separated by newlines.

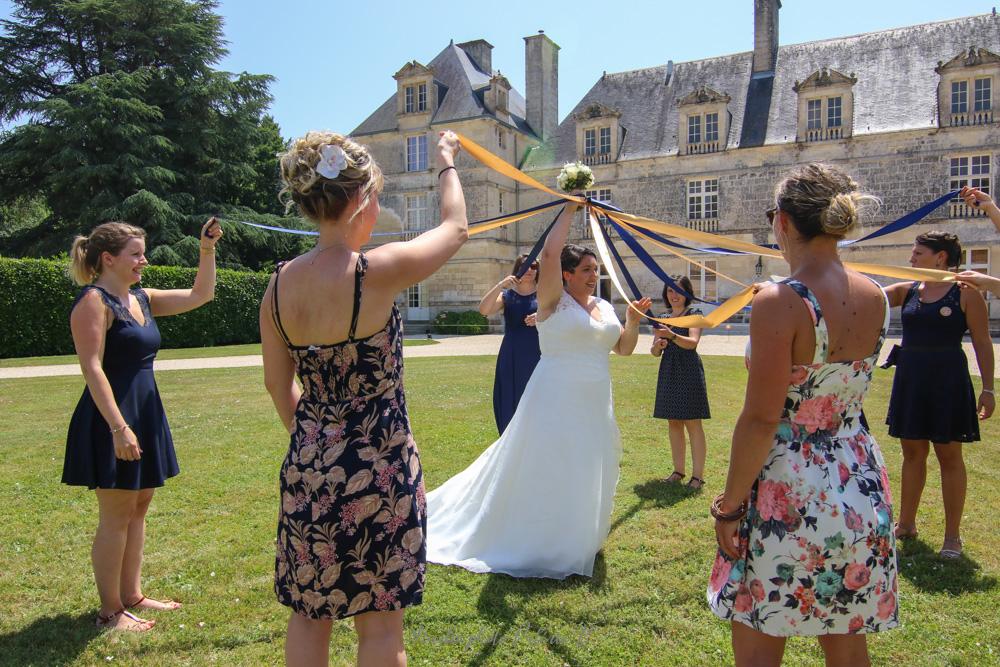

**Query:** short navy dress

left=885, top=282, right=980, bottom=443
left=63, top=286, right=178, bottom=490
left=653, top=308, right=711, bottom=420
left=492, top=289, right=541, bottom=434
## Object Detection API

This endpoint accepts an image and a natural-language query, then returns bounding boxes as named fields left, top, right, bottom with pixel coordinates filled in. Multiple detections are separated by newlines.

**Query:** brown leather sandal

left=96, top=608, right=155, bottom=632
left=664, top=471, right=685, bottom=484
left=686, top=476, right=705, bottom=490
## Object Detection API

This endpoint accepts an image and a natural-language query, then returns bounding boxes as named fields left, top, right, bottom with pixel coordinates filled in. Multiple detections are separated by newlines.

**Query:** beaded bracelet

left=710, top=493, right=748, bottom=522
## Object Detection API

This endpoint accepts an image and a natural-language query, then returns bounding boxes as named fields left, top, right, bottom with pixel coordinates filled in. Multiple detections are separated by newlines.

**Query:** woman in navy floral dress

left=262, top=130, right=467, bottom=666
left=709, top=164, right=898, bottom=665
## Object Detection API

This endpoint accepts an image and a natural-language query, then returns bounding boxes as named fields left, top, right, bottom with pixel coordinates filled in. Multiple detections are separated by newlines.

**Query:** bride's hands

left=625, top=297, right=652, bottom=328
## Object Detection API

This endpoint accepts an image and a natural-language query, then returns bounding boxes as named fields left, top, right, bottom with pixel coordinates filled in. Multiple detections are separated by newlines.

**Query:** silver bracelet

left=110, top=423, right=130, bottom=435
left=983, top=388, right=995, bottom=396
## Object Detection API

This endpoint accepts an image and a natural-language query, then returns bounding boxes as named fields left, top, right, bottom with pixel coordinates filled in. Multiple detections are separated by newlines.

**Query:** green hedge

left=432, top=310, right=490, bottom=335
left=0, top=257, right=270, bottom=358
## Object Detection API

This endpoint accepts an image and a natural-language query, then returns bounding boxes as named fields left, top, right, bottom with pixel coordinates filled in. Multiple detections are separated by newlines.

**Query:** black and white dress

left=652, top=308, right=711, bottom=420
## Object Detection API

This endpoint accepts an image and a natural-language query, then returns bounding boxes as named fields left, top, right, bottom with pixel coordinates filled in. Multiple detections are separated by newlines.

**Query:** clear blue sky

left=2, top=0, right=997, bottom=138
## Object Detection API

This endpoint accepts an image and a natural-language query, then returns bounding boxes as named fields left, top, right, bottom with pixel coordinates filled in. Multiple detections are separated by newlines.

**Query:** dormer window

left=794, top=68, right=856, bottom=142
left=574, top=103, right=621, bottom=166
left=404, top=83, right=428, bottom=113
left=937, top=47, right=1000, bottom=127
left=678, top=86, right=730, bottom=155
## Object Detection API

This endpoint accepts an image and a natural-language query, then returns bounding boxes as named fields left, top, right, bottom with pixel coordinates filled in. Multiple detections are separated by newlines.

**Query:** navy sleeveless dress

left=492, top=289, right=541, bottom=434
left=63, top=286, right=178, bottom=490
left=885, top=282, right=980, bottom=443
left=652, top=307, right=711, bottom=420
left=271, top=255, right=426, bottom=620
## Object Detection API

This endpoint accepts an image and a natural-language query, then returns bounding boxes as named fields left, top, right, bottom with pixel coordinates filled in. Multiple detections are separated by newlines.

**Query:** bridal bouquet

left=556, top=161, right=594, bottom=192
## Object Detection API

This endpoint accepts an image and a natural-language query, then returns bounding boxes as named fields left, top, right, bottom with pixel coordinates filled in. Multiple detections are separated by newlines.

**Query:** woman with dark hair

left=651, top=275, right=711, bottom=489
left=709, top=163, right=897, bottom=664
left=883, top=231, right=994, bottom=559
left=427, top=199, right=650, bottom=579
left=478, top=254, right=541, bottom=434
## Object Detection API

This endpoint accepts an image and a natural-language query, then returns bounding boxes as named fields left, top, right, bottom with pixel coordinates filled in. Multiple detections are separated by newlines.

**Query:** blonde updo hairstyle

left=774, top=163, right=879, bottom=240
left=278, top=131, right=384, bottom=224
left=69, top=222, right=146, bottom=286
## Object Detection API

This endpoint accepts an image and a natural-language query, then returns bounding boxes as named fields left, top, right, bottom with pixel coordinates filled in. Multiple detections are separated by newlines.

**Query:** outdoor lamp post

left=755, top=256, right=763, bottom=279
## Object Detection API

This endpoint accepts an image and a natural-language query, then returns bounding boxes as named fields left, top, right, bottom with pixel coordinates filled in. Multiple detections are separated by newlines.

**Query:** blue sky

left=1, top=1, right=996, bottom=138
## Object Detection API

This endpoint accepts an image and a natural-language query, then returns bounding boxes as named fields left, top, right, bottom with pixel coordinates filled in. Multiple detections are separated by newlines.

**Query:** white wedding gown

left=426, top=290, right=624, bottom=579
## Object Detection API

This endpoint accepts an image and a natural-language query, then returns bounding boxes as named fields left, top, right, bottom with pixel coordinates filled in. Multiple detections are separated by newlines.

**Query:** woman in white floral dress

left=708, top=164, right=899, bottom=666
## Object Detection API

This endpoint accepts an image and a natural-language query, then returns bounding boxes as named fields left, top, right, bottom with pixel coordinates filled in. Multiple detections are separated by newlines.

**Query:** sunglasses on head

left=765, top=206, right=778, bottom=224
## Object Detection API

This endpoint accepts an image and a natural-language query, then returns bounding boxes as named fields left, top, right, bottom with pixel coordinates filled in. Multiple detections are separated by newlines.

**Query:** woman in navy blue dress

left=64, top=218, right=221, bottom=631
left=479, top=254, right=542, bottom=434
left=884, top=231, right=994, bottom=559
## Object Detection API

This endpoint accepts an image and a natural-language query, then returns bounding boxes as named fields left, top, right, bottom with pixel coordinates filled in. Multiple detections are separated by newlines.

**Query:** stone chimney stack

left=457, top=39, right=493, bottom=74
left=753, top=0, right=780, bottom=73
left=524, top=30, right=560, bottom=140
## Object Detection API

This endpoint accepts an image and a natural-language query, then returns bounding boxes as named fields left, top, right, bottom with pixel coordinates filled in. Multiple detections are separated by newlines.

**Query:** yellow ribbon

left=455, top=132, right=958, bottom=327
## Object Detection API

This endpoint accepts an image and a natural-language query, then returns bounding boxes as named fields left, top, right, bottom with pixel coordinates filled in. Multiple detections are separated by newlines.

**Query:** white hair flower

left=316, top=144, right=348, bottom=179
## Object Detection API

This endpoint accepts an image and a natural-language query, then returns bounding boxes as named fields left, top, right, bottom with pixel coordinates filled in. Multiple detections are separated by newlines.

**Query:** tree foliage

left=0, top=0, right=307, bottom=268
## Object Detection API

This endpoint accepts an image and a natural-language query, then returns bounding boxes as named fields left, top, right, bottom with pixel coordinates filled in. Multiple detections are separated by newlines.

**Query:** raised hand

left=499, top=274, right=520, bottom=290
left=625, top=297, right=653, bottom=327
left=437, top=130, right=461, bottom=163
left=201, top=217, right=223, bottom=248
left=960, top=185, right=994, bottom=209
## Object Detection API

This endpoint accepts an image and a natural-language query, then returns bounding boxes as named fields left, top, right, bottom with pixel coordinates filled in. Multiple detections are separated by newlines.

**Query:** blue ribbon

left=840, top=191, right=957, bottom=246
left=514, top=210, right=560, bottom=279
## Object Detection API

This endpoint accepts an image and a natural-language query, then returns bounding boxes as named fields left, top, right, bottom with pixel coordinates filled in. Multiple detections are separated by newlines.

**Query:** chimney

left=524, top=30, right=560, bottom=141
left=457, top=39, right=493, bottom=74
left=753, top=0, right=780, bottom=74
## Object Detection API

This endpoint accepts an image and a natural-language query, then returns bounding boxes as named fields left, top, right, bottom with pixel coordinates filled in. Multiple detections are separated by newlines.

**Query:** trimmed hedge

left=0, top=258, right=270, bottom=358
left=432, top=310, right=490, bottom=335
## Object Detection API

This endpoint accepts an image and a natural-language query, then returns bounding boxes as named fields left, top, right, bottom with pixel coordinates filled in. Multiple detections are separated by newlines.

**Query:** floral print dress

left=271, top=255, right=426, bottom=620
left=707, top=279, right=899, bottom=636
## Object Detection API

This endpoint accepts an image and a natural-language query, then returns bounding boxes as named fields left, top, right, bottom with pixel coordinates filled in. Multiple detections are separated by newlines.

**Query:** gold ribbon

left=455, top=133, right=958, bottom=327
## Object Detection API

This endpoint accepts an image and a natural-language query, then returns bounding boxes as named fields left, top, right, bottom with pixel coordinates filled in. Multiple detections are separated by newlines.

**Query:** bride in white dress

left=426, top=199, right=651, bottom=579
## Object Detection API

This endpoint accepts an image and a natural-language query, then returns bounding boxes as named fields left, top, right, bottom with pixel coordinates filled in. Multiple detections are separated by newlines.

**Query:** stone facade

left=355, top=7, right=1000, bottom=327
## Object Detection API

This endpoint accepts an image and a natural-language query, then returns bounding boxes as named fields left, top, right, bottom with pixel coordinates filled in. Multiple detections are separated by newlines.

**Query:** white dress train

left=426, top=290, right=624, bottom=579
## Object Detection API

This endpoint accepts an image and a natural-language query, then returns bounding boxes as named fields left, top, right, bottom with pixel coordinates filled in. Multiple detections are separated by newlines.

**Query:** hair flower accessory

left=316, top=144, right=348, bottom=179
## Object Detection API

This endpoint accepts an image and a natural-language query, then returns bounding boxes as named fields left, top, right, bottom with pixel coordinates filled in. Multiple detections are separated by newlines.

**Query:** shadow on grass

left=896, top=538, right=998, bottom=594
left=0, top=612, right=99, bottom=665
left=609, top=478, right=700, bottom=535
left=464, top=556, right=606, bottom=667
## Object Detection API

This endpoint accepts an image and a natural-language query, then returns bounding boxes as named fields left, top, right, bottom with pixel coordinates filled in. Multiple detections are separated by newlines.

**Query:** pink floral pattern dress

left=271, top=255, right=426, bottom=620
left=707, top=279, right=899, bottom=636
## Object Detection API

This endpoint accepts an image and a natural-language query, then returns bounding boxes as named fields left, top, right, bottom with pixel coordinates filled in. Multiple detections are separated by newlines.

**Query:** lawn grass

left=0, top=356, right=997, bottom=666
left=0, top=339, right=438, bottom=368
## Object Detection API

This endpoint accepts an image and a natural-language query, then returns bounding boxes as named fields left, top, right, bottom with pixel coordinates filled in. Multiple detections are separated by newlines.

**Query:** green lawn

left=0, top=356, right=996, bottom=666
left=0, top=338, right=438, bottom=368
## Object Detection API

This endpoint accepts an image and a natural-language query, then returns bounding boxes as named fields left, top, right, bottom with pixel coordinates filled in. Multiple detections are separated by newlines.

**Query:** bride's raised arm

left=537, top=199, right=583, bottom=318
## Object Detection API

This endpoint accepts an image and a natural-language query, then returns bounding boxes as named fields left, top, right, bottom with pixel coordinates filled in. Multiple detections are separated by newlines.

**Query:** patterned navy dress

left=652, top=307, right=711, bottom=420
left=884, top=282, right=979, bottom=443
left=271, top=254, right=426, bottom=620
left=63, top=285, right=178, bottom=490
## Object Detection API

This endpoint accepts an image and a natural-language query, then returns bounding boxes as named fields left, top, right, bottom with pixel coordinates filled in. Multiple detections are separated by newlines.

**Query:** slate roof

left=524, top=13, right=1000, bottom=169
left=352, top=42, right=534, bottom=137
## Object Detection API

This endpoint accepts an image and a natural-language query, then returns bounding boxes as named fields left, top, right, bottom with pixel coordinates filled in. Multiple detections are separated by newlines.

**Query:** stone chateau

left=354, top=2, right=1000, bottom=325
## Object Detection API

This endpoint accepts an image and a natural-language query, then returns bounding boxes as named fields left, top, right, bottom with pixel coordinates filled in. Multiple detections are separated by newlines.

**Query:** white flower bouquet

left=556, top=161, right=594, bottom=192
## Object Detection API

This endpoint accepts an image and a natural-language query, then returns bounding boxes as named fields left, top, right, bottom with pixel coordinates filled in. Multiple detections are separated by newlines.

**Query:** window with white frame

left=705, top=112, right=719, bottom=142
left=804, top=96, right=844, bottom=141
left=687, top=179, right=719, bottom=231
left=599, top=127, right=611, bottom=154
left=807, top=99, right=822, bottom=130
left=952, top=80, right=969, bottom=114
left=584, top=128, right=596, bottom=156
left=949, top=154, right=991, bottom=217
left=405, top=193, right=429, bottom=233
left=406, top=283, right=426, bottom=310
left=946, top=74, right=994, bottom=125
left=827, top=96, right=842, bottom=128
left=406, top=135, right=428, bottom=172
left=581, top=189, right=612, bottom=238
left=688, top=115, right=701, bottom=144
left=976, top=78, right=992, bottom=111
left=497, top=127, right=506, bottom=149
left=689, top=260, right=718, bottom=302
left=404, top=83, right=428, bottom=114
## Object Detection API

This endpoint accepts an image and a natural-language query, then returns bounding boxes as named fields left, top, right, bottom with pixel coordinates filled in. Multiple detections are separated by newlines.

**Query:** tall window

left=688, top=115, right=702, bottom=144
left=599, top=127, right=611, bottom=154
left=584, top=129, right=596, bottom=156
left=689, top=260, right=718, bottom=302
left=498, top=190, right=505, bottom=214
left=688, top=179, right=719, bottom=220
left=406, top=135, right=427, bottom=172
left=496, top=127, right=506, bottom=149
left=405, top=193, right=429, bottom=232
left=406, top=283, right=425, bottom=309
left=807, top=99, right=822, bottom=130
left=582, top=189, right=612, bottom=238
left=949, top=154, right=991, bottom=216
left=405, top=83, right=427, bottom=113
left=952, top=80, right=969, bottom=114
left=827, top=96, right=842, bottom=128
left=705, top=112, right=719, bottom=142
left=975, top=78, right=992, bottom=112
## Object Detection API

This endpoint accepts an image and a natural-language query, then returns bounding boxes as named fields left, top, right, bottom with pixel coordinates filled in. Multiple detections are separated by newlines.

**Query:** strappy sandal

left=940, top=537, right=963, bottom=559
left=894, top=523, right=919, bottom=540
left=663, top=471, right=685, bottom=484
left=125, top=595, right=182, bottom=611
left=96, top=608, right=155, bottom=632
left=686, top=476, right=705, bottom=491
